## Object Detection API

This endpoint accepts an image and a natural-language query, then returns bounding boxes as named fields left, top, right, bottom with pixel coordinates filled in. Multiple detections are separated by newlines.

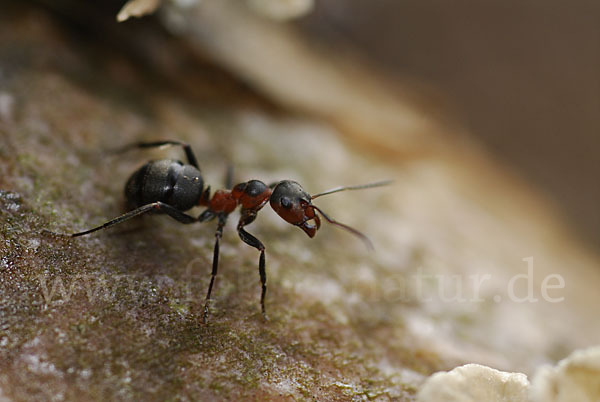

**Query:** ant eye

left=280, top=197, right=292, bottom=209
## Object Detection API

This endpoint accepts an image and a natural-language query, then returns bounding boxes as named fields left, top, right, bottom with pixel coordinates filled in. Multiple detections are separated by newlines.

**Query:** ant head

left=270, top=180, right=321, bottom=238
left=270, top=179, right=392, bottom=249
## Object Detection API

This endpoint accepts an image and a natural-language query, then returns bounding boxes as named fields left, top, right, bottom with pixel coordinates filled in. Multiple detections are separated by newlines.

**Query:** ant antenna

left=311, top=180, right=393, bottom=199
left=308, top=179, right=392, bottom=250
left=311, top=205, right=374, bottom=251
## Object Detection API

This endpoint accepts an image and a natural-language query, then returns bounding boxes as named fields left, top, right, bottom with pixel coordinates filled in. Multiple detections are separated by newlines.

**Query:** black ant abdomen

left=125, top=159, right=204, bottom=211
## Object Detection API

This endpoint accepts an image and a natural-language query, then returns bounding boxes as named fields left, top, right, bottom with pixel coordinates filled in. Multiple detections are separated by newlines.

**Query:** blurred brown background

left=300, top=0, right=600, bottom=249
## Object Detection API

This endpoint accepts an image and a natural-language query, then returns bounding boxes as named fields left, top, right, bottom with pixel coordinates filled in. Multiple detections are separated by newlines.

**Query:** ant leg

left=114, top=141, right=199, bottom=169
left=68, top=202, right=196, bottom=237
left=202, top=214, right=227, bottom=324
left=237, top=212, right=268, bottom=320
left=197, top=209, right=216, bottom=222
left=238, top=227, right=267, bottom=319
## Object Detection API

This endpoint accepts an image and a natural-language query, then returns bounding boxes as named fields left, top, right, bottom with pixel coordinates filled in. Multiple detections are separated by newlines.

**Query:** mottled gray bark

left=1, top=2, right=598, bottom=401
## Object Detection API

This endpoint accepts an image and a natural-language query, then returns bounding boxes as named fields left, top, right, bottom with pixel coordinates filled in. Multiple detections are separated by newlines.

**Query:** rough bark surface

left=1, top=2, right=598, bottom=401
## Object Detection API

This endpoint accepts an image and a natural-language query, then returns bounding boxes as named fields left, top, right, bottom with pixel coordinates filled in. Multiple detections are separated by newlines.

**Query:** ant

left=49, top=141, right=390, bottom=323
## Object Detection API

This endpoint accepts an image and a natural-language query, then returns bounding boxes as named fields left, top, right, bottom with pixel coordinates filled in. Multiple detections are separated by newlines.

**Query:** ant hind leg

left=58, top=202, right=196, bottom=237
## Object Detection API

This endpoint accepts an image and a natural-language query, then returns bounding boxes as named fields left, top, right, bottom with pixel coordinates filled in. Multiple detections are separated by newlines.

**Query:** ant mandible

left=52, top=141, right=390, bottom=323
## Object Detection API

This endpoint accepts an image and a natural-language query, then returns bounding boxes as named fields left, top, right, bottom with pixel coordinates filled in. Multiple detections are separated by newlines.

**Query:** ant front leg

left=237, top=210, right=268, bottom=320
left=114, top=140, right=200, bottom=169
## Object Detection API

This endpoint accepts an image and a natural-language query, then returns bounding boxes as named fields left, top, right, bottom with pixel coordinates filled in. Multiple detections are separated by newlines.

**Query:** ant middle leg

left=202, top=213, right=227, bottom=324
left=114, top=140, right=199, bottom=169
left=65, top=202, right=197, bottom=237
